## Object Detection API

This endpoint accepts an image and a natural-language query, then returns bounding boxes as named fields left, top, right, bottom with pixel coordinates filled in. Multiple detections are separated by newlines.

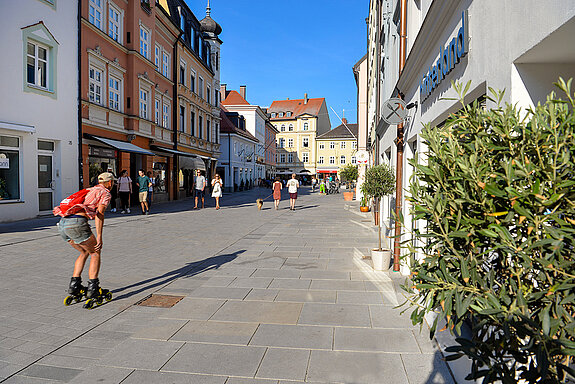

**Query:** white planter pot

left=371, top=249, right=392, bottom=271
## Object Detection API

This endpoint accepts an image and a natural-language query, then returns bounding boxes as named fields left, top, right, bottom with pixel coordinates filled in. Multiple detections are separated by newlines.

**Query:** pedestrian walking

left=193, top=170, right=206, bottom=209
left=272, top=176, right=282, bottom=210
left=286, top=173, right=299, bottom=211
left=211, top=173, right=223, bottom=209
left=117, top=170, right=132, bottom=213
left=311, top=176, right=317, bottom=192
left=136, top=169, right=151, bottom=215
left=146, top=171, right=155, bottom=208
left=53, top=172, right=115, bottom=307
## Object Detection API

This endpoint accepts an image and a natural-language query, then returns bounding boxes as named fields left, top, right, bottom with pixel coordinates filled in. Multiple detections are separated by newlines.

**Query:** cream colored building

left=316, top=119, right=358, bottom=180
left=268, top=95, right=330, bottom=176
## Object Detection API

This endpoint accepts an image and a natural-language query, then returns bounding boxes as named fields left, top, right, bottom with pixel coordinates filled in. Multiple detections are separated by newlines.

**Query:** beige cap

left=98, top=172, right=116, bottom=183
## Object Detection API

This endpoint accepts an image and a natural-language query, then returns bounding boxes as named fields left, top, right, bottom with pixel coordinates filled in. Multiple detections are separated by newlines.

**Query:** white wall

left=0, top=1, right=78, bottom=222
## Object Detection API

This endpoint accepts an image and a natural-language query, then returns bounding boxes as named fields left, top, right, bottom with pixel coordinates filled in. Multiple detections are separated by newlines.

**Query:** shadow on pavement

left=112, top=250, right=244, bottom=301
left=422, top=350, right=458, bottom=384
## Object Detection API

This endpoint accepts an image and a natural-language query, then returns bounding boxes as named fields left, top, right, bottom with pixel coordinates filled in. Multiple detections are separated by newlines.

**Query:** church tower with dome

left=200, top=1, right=223, bottom=100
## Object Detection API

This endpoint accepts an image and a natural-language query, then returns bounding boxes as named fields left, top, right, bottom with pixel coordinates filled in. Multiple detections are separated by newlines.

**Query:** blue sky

left=186, top=0, right=368, bottom=126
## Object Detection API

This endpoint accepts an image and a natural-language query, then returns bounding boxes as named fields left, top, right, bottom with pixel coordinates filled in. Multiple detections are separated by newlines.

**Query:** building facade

left=353, top=54, right=369, bottom=200
left=315, top=119, right=358, bottom=180
left=0, top=1, right=78, bottom=222
left=268, top=95, right=331, bottom=176
left=218, top=107, right=258, bottom=192
left=264, top=119, right=278, bottom=180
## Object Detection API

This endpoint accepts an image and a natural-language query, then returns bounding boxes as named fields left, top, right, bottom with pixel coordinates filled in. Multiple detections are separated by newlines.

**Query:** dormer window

left=279, top=112, right=284, bottom=117
left=287, top=111, right=292, bottom=117
left=271, top=112, right=276, bottom=118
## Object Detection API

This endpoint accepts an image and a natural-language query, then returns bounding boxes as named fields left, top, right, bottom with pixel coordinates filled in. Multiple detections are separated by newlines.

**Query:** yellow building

left=268, top=94, right=331, bottom=176
left=315, top=119, right=358, bottom=180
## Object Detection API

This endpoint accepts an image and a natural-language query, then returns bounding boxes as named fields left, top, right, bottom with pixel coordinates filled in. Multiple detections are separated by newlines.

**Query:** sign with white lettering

left=420, top=11, right=469, bottom=102
left=0, top=158, right=9, bottom=169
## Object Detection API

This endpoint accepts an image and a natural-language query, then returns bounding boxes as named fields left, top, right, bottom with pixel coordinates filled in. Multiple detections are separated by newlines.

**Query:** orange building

left=80, top=0, right=180, bottom=202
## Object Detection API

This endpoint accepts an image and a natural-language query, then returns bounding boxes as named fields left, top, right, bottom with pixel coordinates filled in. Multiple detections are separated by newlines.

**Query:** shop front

left=151, top=155, right=169, bottom=203
left=88, top=146, right=118, bottom=186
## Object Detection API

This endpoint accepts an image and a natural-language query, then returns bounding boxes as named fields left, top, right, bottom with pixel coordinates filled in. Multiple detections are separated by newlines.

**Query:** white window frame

left=288, top=124, right=294, bottom=132
left=288, top=153, right=294, bottom=163
left=162, top=51, right=170, bottom=78
left=303, top=122, right=309, bottom=131
left=329, top=156, right=335, bottom=164
left=154, top=44, right=161, bottom=69
left=207, top=85, right=211, bottom=104
left=341, top=141, right=346, bottom=149
left=108, top=2, right=123, bottom=43
left=162, top=101, right=170, bottom=128
left=279, top=138, right=285, bottom=148
left=139, top=23, right=151, bottom=59
left=190, top=70, right=196, bottom=93
left=352, top=141, right=357, bottom=149
left=351, top=156, right=357, bottom=164
left=139, top=88, right=149, bottom=119
left=340, top=155, right=346, bottom=164
left=318, top=156, right=324, bottom=164
left=89, top=66, right=104, bottom=105
left=27, top=41, right=49, bottom=90
left=154, top=97, right=161, bottom=125
left=280, top=153, right=286, bottom=163
left=179, top=60, right=186, bottom=86
left=330, top=141, right=335, bottom=149
left=280, top=125, right=285, bottom=132
left=89, top=0, right=104, bottom=30
left=179, top=104, right=185, bottom=132
left=302, top=153, right=309, bottom=163
left=198, top=76, right=204, bottom=98
left=319, top=142, right=324, bottom=149
left=288, top=138, right=293, bottom=148
left=108, top=75, right=121, bottom=111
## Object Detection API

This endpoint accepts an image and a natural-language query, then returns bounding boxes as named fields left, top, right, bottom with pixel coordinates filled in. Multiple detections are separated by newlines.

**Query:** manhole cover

left=135, top=294, right=184, bottom=308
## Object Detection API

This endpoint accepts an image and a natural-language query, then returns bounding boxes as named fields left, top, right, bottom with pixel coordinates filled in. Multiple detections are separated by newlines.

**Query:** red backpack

left=54, top=188, right=90, bottom=216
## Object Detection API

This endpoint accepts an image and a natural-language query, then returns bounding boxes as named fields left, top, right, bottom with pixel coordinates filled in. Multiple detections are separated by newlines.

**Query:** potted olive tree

left=361, top=163, right=395, bottom=270
left=339, top=164, right=358, bottom=201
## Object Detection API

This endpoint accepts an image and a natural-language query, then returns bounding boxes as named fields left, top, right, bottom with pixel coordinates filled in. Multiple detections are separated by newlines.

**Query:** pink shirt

left=54, top=184, right=111, bottom=218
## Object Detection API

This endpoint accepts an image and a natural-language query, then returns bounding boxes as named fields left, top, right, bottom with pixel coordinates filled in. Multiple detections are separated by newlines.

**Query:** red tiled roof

left=268, top=98, right=324, bottom=119
left=219, top=107, right=258, bottom=142
left=222, top=90, right=250, bottom=106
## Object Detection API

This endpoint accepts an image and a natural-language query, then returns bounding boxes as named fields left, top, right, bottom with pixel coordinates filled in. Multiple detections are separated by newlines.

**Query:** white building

left=218, top=107, right=258, bottom=192
left=0, top=1, right=78, bottom=222
left=368, top=0, right=575, bottom=274
left=220, top=85, right=267, bottom=182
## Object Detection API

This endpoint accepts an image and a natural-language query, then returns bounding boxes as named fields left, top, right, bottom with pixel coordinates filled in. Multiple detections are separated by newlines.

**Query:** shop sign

left=420, top=11, right=468, bottom=102
left=0, top=157, right=9, bottom=169
left=89, top=146, right=116, bottom=158
left=356, top=150, right=369, bottom=164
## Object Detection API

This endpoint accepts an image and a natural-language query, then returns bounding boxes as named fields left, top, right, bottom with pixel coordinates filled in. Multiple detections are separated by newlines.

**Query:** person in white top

left=286, top=173, right=300, bottom=211
left=117, top=170, right=132, bottom=213
left=211, top=174, right=223, bottom=210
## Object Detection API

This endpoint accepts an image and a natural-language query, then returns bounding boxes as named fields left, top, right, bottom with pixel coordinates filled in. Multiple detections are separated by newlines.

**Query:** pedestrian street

left=0, top=187, right=454, bottom=384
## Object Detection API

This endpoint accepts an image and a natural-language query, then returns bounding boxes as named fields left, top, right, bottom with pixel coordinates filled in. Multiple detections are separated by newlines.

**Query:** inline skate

left=83, top=278, right=112, bottom=309
left=64, top=277, right=86, bottom=306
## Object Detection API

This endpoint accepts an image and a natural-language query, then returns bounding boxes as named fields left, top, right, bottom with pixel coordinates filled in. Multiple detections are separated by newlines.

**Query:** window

left=190, top=111, right=196, bottom=136
left=340, top=155, right=346, bottom=164
left=198, top=77, right=204, bottom=98
left=330, top=141, right=335, bottom=149
left=279, top=112, right=284, bottom=117
left=303, top=153, right=309, bottom=163
left=288, top=138, right=293, bottom=148
left=288, top=153, right=294, bottom=163
left=207, top=120, right=210, bottom=141
left=140, top=25, right=150, bottom=59
left=154, top=45, right=161, bottom=69
left=154, top=98, right=161, bottom=125
left=108, top=4, right=122, bottom=43
left=351, top=156, right=357, bottom=164
left=288, top=124, right=294, bottom=132
left=139, top=89, right=149, bottom=119
left=89, top=0, right=103, bottom=29
left=27, top=42, right=48, bottom=89
left=280, top=125, right=285, bottom=132
left=0, top=135, right=21, bottom=200
left=319, top=142, right=324, bottom=149
left=303, top=122, right=309, bottom=131
left=162, top=102, right=170, bottom=128
left=162, top=52, right=170, bottom=78
left=207, top=85, right=211, bottom=104
left=179, top=65, right=186, bottom=85
left=280, top=153, right=286, bottom=163
left=215, top=90, right=220, bottom=107
left=329, top=156, right=335, bottom=164
left=341, top=141, right=346, bottom=149
left=352, top=141, right=357, bottom=149
left=271, top=113, right=276, bottom=118
left=198, top=115, right=203, bottom=139
left=89, top=67, right=103, bottom=104
left=303, top=138, right=309, bottom=148
left=215, top=123, right=219, bottom=144
left=179, top=105, right=185, bottom=132
left=318, top=156, right=324, bottom=164
left=287, top=111, right=292, bottom=117
left=108, top=76, right=121, bottom=111
left=279, top=138, right=285, bottom=148
left=190, top=71, right=196, bottom=93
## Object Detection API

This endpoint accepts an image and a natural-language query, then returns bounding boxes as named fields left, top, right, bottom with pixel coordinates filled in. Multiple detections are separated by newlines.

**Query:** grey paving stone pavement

left=0, top=187, right=454, bottom=383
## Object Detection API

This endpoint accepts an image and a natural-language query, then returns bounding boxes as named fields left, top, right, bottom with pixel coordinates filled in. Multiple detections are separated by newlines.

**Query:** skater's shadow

left=112, top=250, right=243, bottom=301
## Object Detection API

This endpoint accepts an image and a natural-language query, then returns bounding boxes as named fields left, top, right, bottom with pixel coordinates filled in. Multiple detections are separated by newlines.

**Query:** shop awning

left=179, top=156, right=205, bottom=170
left=317, top=169, right=338, bottom=174
left=86, top=135, right=154, bottom=155
left=151, top=146, right=195, bottom=157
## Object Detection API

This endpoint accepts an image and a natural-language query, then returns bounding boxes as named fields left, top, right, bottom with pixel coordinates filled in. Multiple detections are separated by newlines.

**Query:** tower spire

left=206, top=0, right=211, bottom=17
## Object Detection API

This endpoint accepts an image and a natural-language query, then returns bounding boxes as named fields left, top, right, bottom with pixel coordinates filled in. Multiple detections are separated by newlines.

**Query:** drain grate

left=135, top=294, right=184, bottom=308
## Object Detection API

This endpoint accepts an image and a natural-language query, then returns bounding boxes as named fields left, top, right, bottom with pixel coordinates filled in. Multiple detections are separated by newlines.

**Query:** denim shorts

left=58, top=216, right=93, bottom=244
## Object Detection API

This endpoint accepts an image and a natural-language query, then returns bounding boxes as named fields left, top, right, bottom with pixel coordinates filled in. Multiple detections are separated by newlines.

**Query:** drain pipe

left=393, top=0, right=407, bottom=272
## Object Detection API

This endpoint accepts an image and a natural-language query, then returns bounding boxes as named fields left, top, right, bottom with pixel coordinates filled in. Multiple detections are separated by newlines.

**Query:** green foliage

left=404, top=78, right=575, bottom=383
left=360, top=163, right=395, bottom=199
left=340, top=164, right=359, bottom=182
left=360, top=196, right=368, bottom=207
